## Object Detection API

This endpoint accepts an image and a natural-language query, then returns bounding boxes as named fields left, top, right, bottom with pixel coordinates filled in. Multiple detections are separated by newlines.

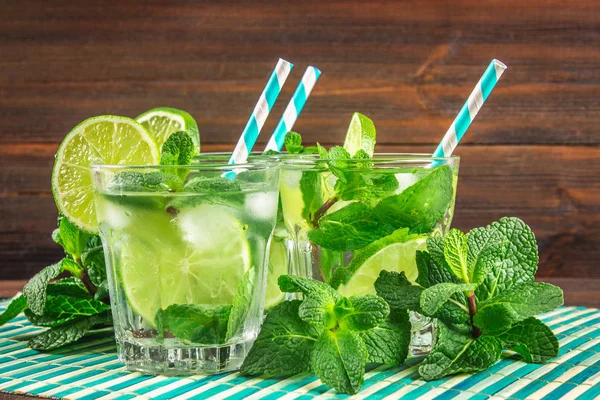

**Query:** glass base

left=409, top=311, right=437, bottom=356
left=118, top=336, right=255, bottom=375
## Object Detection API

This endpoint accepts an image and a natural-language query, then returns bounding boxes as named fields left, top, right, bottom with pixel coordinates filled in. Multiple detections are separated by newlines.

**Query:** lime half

left=342, top=112, right=376, bottom=157
left=337, top=230, right=426, bottom=297
left=135, top=107, right=200, bottom=151
left=117, top=204, right=251, bottom=326
left=264, top=238, right=288, bottom=310
left=52, top=116, right=159, bottom=232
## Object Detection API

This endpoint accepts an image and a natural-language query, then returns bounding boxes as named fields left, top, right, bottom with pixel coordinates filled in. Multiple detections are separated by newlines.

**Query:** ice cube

left=245, top=191, right=278, bottom=221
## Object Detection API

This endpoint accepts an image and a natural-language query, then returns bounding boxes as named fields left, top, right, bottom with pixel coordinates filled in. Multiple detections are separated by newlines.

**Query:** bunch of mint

left=0, top=215, right=112, bottom=350
left=0, top=131, right=198, bottom=350
left=375, top=217, right=563, bottom=380
left=241, top=275, right=411, bottom=394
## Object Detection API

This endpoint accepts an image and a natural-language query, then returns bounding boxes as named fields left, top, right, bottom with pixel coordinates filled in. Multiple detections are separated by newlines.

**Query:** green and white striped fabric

left=0, top=299, right=598, bottom=399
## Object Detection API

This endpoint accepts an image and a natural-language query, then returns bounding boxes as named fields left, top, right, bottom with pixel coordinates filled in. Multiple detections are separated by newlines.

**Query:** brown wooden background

left=1, top=0, right=599, bottom=281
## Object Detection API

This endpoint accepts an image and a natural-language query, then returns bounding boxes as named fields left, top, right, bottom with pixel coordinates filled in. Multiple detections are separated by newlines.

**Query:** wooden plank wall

left=1, top=0, right=598, bottom=279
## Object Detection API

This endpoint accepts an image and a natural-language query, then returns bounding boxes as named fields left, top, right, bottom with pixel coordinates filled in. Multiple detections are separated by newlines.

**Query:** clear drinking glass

left=279, top=154, right=459, bottom=355
left=91, top=160, right=280, bottom=374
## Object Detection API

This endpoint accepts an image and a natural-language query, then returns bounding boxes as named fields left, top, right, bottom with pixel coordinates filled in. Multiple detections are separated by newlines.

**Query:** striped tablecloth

left=0, top=300, right=598, bottom=399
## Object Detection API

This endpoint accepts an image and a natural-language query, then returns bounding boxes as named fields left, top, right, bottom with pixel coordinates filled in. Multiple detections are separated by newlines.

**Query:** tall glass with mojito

left=92, top=161, right=280, bottom=374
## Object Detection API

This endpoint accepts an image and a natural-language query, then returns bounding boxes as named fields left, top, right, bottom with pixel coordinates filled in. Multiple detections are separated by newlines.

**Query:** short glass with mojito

left=279, top=154, right=459, bottom=353
left=92, top=161, right=280, bottom=374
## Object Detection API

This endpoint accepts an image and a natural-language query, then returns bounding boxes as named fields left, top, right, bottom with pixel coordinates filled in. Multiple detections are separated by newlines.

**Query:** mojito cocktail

left=92, top=162, right=279, bottom=374
left=280, top=154, right=459, bottom=352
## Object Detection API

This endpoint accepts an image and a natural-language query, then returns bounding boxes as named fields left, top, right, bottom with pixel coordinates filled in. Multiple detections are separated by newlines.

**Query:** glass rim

left=194, top=152, right=459, bottom=162
left=90, top=158, right=279, bottom=172
left=279, top=153, right=460, bottom=166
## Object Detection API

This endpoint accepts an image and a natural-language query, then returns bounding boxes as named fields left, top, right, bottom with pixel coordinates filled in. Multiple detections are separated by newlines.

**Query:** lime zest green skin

left=135, top=107, right=200, bottom=152
left=52, top=115, right=159, bottom=233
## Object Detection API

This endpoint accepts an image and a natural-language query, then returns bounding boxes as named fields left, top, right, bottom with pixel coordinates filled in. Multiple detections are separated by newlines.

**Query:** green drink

left=92, top=162, right=280, bottom=374
left=280, top=154, right=459, bottom=353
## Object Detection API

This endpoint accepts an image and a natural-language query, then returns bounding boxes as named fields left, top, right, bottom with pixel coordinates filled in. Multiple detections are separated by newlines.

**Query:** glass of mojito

left=279, top=154, right=459, bottom=353
left=91, top=159, right=280, bottom=374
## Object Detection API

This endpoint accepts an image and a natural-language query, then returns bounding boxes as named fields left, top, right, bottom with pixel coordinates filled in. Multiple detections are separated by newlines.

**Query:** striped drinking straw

left=228, top=59, right=293, bottom=166
left=433, top=59, right=507, bottom=158
left=264, top=66, right=322, bottom=152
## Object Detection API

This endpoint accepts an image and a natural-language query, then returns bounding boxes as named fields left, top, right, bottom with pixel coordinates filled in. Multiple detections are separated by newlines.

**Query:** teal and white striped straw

left=264, top=66, right=322, bottom=152
left=228, top=58, right=293, bottom=165
left=433, top=59, right=507, bottom=158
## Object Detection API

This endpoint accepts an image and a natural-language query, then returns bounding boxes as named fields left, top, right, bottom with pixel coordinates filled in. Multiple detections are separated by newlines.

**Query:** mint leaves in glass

left=91, top=159, right=280, bottom=374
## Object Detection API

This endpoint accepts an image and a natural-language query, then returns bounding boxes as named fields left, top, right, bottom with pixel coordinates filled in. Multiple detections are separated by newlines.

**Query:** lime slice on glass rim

left=337, top=231, right=427, bottom=297
left=117, top=204, right=252, bottom=326
left=135, top=107, right=200, bottom=150
left=342, top=112, right=376, bottom=157
left=52, top=116, right=159, bottom=232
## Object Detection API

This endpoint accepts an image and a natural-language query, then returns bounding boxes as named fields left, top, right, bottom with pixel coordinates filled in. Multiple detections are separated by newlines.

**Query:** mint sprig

left=375, top=217, right=563, bottom=381
left=241, top=276, right=410, bottom=394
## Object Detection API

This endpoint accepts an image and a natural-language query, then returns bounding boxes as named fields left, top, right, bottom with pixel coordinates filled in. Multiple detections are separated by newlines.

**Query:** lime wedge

left=342, top=112, right=376, bottom=157
left=52, top=116, right=159, bottom=232
left=337, top=230, right=427, bottom=297
left=135, top=107, right=200, bottom=151
left=264, top=238, right=288, bottom=310
left=117, top=204, right=251, bottom=326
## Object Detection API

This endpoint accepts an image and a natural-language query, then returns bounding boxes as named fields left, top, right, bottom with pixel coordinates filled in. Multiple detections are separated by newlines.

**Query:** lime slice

left=135, top=107, right=200, bottom=151
left=117, top=204, right=251, bottom=326
left=337, top=231, right=427, bottom=297
left=342, top=112, right=376, bottom=157
left=52, top=116, right=159, bottom=232
left=265, top=238, right=288, bottom=310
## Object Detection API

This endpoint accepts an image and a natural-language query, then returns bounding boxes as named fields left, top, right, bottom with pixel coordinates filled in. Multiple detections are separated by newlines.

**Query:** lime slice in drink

left=337, top=231, right=427, bottom=297
left=265, top=238, right=288, bottom=310
left=342, top=112, right=376, bottom=157
left=52, top=116, right=159, bottom=232
left=118, top=204, right=251, bottom=326
left=135, top=107, right=200, bottom=151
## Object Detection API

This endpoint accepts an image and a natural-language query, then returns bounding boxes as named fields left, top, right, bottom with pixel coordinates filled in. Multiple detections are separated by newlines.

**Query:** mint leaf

left=157, top=304, right=231, bottom=344
left=420, top=283, right=477, bottom=316
left=28, top=311, right=112, bottom=351
left=360, top=310, right=410, bottom=364
left=321, top=248, right=344, bottom=282
left=373, top=165, right=453, bottom=233
left=80, top=236, right=106, bottom=288
left=169, top=176, right=244, bottom=210
left=279, top=275, right=340, bottom=329
left=471, top=218, right=539, bottom=301
left=160, top=131, right=195, bottom=166
left=241, top=300, right=319, bottom=376
left=329, top=146, right=351, bottom=162
left=0, top=296, right=27, bottom=326
left=497, top=317, right=559, bottom=363
left=352, top=149, right=371, bottom=160
left=443, top=229, right=471, bottom=283
left=419, top=322, right=502, bottom=381
left=474, top=282, right=564, bottom=334
left=57, top=216, right=90, bottom=260
left=299, top=171, right=323, bottom=224
left=416, top=250, right=458, bottom=288
left=23, top=262, right=63, bottom=315
left=24, top=309, right=78, bottom=328
left=109, top=171, right=183, bottom=193
left=316, top=143, right=329, bottom=159
left=45, top=295, right=110, bottom=319
left=226, top=266, right=256, bottom=340
left=312, top=328, right=367, bottom=395
left=46, top=279, right=90, bottom=298
left=337, top=295, right=389, bottom=331
left=302, top=146, right=319, bottom=154
left=374, top=270, right=422, bottom=312
left=263, top=149, right=280, bottom=156
left=337, top=172, right=398, bottom=203
left=284, top=131, right=303, bottom=154
left=308, top=203, right=394, bottom=251
left=426, top=237, right=460, bottom=284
